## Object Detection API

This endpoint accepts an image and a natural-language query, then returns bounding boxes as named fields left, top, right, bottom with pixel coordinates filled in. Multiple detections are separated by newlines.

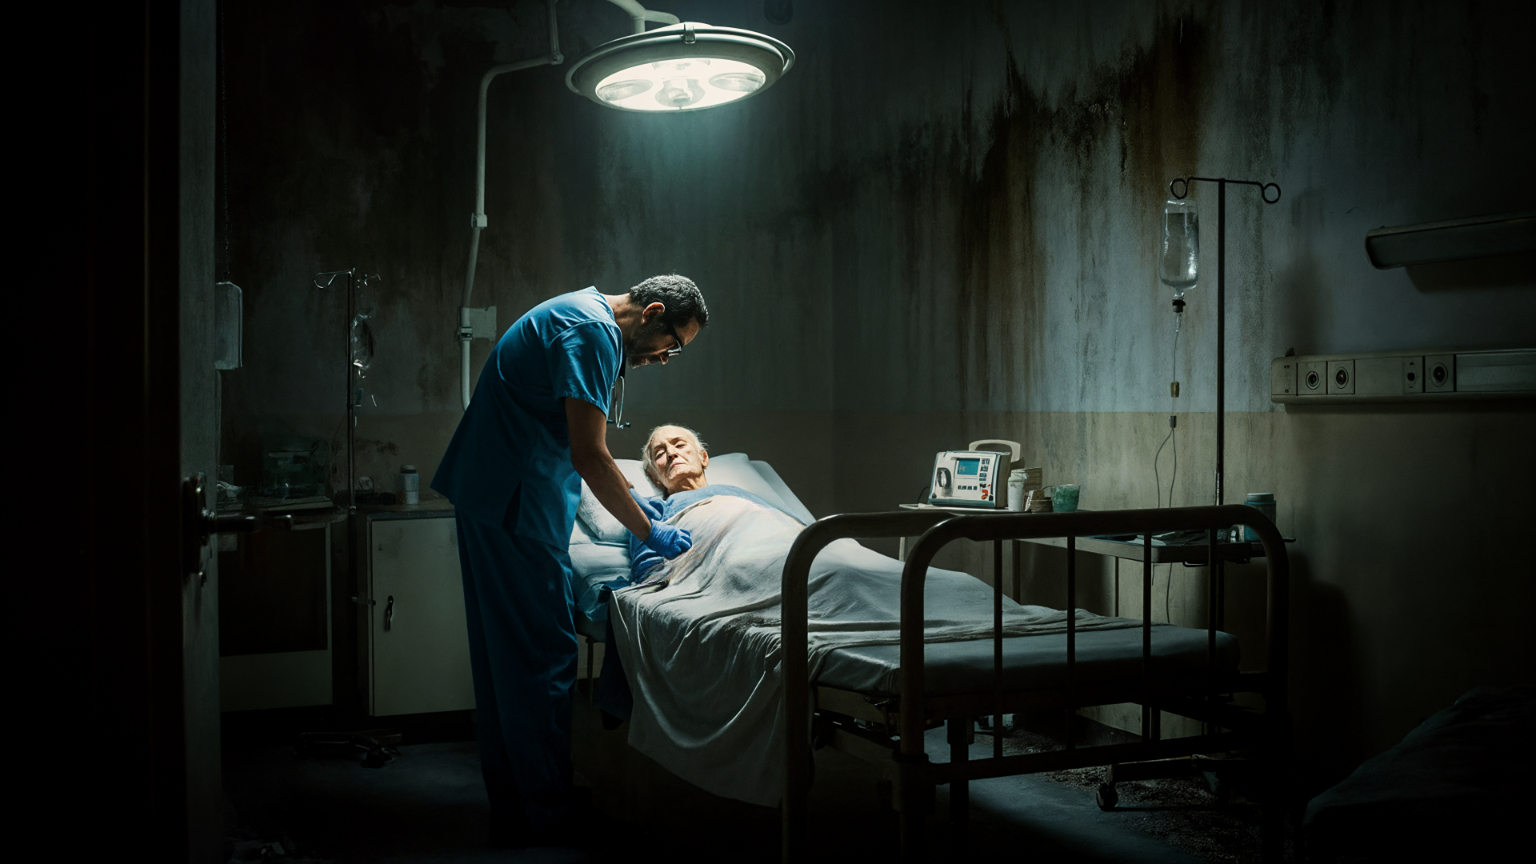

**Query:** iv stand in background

left=315, top=268, right=381, bottom=514
left=1167, top=177, right=1280, bottom=507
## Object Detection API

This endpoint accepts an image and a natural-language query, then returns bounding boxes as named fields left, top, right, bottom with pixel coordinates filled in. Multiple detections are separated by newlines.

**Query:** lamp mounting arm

left=603, top=0, right=681, bottom=35
left=459, top=0, right=564, bottom=410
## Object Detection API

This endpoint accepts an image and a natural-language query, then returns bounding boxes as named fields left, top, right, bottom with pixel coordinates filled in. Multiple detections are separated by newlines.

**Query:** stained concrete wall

left=819, top=0, right=1536, bottom=777
left=220, top=0, right=837, bottom=514
left=222, top=0, right=1533, bottom=784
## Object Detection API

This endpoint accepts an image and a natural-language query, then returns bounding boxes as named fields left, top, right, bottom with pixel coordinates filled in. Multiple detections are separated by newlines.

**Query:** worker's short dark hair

left=630, top=274, right=709, bottom=330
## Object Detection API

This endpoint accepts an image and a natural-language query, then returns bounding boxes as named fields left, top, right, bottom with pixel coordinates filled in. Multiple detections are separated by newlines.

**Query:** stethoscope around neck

left=608, top=355, right=631, bottom=429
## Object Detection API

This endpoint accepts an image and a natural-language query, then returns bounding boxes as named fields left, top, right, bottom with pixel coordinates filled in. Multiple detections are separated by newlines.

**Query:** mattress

left=1303, top=685, right=1535, bottom=860
left=817, top=625, right=1240, bottom=696
left=570, top=541, right=629, bottom=640
left=573, top=457, right=1240, bottom=702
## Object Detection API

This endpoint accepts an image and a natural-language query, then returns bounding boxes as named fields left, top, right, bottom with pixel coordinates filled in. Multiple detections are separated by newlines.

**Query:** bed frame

left=779, top=505, right=1290, bottom=863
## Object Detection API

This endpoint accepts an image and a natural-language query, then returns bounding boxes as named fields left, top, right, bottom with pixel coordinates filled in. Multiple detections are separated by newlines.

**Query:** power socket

left=1326, top=359, right=1355, bottom=395
left=1402, top=357, right=1423, bottom=394
left=1301, top=361, right=1326, bottom=395
left=1425, top=354, right=1454, bottom=393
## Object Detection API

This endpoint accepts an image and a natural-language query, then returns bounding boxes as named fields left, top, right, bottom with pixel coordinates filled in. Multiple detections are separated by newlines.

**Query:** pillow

left=617, top=458, right=665, bottom=498
left=569, top=516, right=596, bottom=546
left=575, top=459, right=664, bottom=544
left=702, top=453, right=799, bottom=518
left=575, top=453, right=799, bottom=541
left=577, top=481, right=628, bottom=544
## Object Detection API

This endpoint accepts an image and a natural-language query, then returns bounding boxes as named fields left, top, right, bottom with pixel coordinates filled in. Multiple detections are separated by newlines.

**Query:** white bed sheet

left=608, top=495, right=1145, bottom=806
left=569, top=455, right=812, bottom=641
left=576, top=458, right=1241, bottom=807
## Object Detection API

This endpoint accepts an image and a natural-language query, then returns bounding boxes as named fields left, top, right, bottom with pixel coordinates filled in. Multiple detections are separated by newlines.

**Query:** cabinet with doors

left=360, top=509, right=476, bottom=716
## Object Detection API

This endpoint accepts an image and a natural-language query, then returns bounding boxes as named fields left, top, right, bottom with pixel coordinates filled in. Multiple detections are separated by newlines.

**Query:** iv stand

left=314, top=267, right=381, bottom=514
left=1167, top=177, right=1280, bottom=507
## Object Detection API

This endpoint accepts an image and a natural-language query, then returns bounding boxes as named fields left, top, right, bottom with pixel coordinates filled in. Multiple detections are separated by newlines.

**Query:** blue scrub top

left=432, top=287, right=622, bottom=545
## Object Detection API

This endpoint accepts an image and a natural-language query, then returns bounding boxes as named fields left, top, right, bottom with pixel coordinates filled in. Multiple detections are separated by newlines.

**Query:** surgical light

left=567, top=22, right=794, bottom=113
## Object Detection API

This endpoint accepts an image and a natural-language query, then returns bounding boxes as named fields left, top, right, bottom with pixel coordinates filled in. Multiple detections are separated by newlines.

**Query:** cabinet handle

left=384, top=595, right=395, bottom=631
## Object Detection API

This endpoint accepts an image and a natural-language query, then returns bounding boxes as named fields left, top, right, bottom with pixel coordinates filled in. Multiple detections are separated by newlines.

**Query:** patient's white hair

left=641, top=424, right=710, bottom=490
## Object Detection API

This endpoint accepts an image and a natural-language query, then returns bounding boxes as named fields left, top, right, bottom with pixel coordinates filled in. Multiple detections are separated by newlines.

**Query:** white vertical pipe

left=460, top=0, right=563, bottom=410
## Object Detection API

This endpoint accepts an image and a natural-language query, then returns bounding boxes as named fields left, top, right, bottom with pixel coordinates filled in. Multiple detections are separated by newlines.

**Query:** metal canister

left=398, top=464, right=420, bottom=505
left=1243, top=492, right=1276, bottom=542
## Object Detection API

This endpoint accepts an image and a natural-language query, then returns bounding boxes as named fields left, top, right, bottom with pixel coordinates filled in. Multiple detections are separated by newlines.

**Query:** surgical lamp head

left=566, top=22, right=794, bottom=112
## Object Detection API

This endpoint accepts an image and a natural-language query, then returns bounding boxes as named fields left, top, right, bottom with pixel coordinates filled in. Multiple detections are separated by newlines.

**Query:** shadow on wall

left=1272, top=245, right=1326, bottom=356
left=1286, top=550, right=1364, bottom=787
left=1406, top=251, right=1535, bottom=294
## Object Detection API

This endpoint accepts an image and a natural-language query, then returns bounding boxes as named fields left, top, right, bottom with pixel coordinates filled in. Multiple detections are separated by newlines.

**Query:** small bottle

left=1007, top=469, right=1027, bottom=511
left=1243, top=492, right=1276, bottom=542
left=398, top=465, right=420, bottom=505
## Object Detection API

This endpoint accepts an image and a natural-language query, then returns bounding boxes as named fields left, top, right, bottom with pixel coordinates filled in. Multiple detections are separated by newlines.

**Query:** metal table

left=894, top=504, right=1292, bottom=620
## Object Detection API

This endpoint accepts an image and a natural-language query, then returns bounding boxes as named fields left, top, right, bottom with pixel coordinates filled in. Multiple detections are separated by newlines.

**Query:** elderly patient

left=596, top=423, right=784, bottom=726
left=625, top=424, right=786, bottom=582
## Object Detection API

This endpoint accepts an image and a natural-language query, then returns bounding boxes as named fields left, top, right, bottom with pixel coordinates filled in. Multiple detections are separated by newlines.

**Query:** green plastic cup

left=1051, top=484, right=1081, bottom=513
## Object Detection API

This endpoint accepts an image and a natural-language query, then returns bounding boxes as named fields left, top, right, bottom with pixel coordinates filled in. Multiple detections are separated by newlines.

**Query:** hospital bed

left=569, top=456, right=1290, bottom=863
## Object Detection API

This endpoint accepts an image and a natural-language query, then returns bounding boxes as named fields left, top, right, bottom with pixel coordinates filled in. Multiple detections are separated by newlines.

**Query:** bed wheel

left=1096, top=783, right=1118, bottom=810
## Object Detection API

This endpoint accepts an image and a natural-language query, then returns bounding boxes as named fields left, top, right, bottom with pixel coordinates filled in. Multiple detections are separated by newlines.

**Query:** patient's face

left=647, top=426, right=709, bottom=494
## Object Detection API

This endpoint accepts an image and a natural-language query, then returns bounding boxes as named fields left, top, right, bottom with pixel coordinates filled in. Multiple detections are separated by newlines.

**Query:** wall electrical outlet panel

left=1272, top=348, right=1534, bottom=404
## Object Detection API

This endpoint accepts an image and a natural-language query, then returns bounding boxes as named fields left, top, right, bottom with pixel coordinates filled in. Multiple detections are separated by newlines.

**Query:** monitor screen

left=955, top=458, right=980, bottom=477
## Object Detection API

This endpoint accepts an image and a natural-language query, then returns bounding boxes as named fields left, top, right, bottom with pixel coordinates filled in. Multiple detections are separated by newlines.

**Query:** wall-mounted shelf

left=1271, top=348, right=1535, bottom=404
left=1365, top=211, right=1535, bottom=269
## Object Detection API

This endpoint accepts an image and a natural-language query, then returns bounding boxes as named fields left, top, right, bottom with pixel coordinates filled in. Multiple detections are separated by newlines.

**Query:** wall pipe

left=460, top=0, right=680, bottom=410
left=461, top=0, right=564, bottom=410
left=604, top=0, right=680, bottom=34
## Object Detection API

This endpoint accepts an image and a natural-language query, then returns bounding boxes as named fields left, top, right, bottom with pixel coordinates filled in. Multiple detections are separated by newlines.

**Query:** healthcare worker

left=431, top=275, right=706, bottom=843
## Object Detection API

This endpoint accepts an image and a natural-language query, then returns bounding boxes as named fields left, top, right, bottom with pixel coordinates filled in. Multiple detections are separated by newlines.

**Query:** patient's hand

left=644, top=520, right=693, bottom=559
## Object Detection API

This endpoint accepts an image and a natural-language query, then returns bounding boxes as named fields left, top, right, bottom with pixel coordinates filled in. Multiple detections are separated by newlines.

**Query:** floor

left=222, top=699, right=1288, bottom=863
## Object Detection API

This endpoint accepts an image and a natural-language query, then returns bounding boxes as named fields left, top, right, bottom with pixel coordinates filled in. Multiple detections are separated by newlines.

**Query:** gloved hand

left=643, top=520, right=693, bottom=559
left=630, top=488, right=664, bottom=521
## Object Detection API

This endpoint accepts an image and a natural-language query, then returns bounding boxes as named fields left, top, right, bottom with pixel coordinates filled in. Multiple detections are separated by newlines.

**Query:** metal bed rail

left=779, top=505, right=1290, bottom=863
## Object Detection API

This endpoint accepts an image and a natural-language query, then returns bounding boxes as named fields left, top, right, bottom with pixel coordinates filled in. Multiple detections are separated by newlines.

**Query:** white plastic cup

left=1007, top=470, right=1027, bottom=511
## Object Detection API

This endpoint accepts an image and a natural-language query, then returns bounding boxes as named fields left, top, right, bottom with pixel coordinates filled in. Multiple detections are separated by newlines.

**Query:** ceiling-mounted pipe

left=460, top=0, right=563, bottom=410
left=459, top=1, right=786, bottom=408
left=604, top=0, right=681, bottom=34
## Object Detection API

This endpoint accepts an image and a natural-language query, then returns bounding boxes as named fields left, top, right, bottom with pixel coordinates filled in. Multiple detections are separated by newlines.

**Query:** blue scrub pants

left=455, top=512, right=578, bottom=828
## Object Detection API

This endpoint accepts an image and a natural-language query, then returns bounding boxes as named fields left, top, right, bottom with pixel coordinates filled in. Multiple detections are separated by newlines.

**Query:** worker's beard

left=624, top=318, right=671, bottom=366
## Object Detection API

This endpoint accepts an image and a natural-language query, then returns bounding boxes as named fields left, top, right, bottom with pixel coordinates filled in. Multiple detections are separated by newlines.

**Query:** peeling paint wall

left=821, top=0, right=1535, bottom=778
left=221, top=0, right=1534, bottom=785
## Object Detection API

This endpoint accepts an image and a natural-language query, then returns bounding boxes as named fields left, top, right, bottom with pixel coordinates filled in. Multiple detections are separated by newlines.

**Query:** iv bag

left=1159, top=199, right=1199, bottom=296
left=350, top=313, right=375, bottom=378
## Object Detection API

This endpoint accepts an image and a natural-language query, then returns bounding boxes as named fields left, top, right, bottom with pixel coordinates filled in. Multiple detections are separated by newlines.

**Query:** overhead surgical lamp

left=565, top=22, right=794, bottom=112
left=457, top=0, right=795, bottom=409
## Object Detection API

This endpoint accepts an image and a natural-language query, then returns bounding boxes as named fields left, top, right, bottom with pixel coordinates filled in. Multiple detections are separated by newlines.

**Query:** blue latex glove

left=643, top=520, right=693, bottom=559
left=629, top=488, right=664, bottom=521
